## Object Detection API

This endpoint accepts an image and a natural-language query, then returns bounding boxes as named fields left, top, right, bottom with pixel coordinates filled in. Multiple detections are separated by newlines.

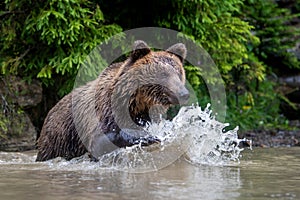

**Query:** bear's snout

left=178, top=87, right=190, bottom=103
left=166, top=86, right=189, bottom=105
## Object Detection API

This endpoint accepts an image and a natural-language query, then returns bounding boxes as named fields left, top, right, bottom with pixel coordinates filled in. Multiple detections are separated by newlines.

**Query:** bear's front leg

left=89, top=129, right=160, bottom=161
left=118, top=129, right=161, bottom=147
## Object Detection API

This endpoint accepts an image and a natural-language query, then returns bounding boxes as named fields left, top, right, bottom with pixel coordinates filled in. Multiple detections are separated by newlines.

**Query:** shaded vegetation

left=1, top=0, right=121, bottom=96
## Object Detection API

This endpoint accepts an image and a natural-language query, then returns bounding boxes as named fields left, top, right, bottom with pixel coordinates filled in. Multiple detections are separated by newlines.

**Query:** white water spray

left=95, top=104, right=252, bottom=172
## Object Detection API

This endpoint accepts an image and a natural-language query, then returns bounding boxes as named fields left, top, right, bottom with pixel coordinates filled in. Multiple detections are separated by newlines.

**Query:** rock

left=280, top=101, right=300, bottom=120
left=0, top=76, right=42, bottom=108
left=0, top=111, right=36, bottom=151
left=0, top=75, right=41, bottom=151
left=278, top=74, right=300, bottom=120
left=240, top=129, right=300, bottom=147
left=279, top=75, right=300, bottom=88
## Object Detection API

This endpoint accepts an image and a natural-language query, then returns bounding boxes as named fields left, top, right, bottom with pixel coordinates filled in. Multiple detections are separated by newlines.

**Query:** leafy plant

left=1, top=0, right=121, bottom=95
left=158, top=0, right=265, bottom=84
left=241, top=0, right=300, bottom=72
left=225, top=78, right=290, bottom=131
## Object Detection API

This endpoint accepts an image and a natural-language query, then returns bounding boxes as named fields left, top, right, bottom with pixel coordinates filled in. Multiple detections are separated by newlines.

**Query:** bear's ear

left=131, top=40, right=151, bottom=62
left=166, top=43, right=187, bottom=63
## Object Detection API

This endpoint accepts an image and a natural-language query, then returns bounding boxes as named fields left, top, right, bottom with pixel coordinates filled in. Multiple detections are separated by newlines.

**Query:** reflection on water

left=0, top=148, right=299, bottom=200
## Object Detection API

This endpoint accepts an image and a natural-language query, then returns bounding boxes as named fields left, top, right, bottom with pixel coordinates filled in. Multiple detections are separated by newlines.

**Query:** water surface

left=0, top=147, right=299, bottom=200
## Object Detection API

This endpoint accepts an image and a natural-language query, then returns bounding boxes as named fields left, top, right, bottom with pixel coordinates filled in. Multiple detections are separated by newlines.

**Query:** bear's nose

left=179, top=87, right=190, bottom=103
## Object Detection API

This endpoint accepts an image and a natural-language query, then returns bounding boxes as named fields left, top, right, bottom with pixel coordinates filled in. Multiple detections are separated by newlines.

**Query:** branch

left=18, top=48, right=31, bottom=61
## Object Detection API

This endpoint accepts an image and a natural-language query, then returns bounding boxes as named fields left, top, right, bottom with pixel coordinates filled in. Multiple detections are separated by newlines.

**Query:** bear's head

left=111, top=40, right=189, bottom=129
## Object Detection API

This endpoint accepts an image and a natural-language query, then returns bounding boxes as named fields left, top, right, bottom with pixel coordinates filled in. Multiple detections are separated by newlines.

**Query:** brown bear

left=36, top=40, right=189, bottom=161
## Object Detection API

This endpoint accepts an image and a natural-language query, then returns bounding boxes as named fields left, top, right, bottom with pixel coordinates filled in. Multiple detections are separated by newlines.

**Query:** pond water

left=0, top=147, right=299, bottom=200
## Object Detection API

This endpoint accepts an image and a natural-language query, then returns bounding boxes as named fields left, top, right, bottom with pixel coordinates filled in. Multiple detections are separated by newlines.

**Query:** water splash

left=94, top=104, right=252, bottom=171
left=178, top=104, right=252, bottom=166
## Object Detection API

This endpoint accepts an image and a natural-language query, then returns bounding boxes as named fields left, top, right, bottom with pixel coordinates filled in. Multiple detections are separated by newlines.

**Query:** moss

left=0, top=112, right=9, bottom=139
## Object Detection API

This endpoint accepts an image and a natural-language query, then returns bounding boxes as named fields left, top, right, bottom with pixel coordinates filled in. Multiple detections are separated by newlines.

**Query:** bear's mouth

left=129, top=85, right=189, bottom=126
left=161, top=87, right=189, bottom=105
left=162, top=91, right=180, bottom=105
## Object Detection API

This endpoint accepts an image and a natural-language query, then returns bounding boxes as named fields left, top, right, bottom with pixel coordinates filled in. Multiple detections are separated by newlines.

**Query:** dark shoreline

left=239, top=129, right=300, bottom=148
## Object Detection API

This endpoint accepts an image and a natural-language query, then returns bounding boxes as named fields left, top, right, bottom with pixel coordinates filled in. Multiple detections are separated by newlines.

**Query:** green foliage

left=241, top=0, right=300, bottom=71
left=1, top=0, right=121, bottom=95
left=222, top=0, right=300, bottom=131
left=225, top=79, right=290, bottom=131
left=158, top=0, right=265, bottom=85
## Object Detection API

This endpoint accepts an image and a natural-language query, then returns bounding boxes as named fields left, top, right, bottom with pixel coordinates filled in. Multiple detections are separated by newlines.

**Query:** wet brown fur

left=36, top=42, right=186, bottom=161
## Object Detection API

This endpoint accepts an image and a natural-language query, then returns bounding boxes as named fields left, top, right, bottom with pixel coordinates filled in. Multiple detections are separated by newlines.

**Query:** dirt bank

left=240, top=128, right=300, bottom=147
